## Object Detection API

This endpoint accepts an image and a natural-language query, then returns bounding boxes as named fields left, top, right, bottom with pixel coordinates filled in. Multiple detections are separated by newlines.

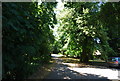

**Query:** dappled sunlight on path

left=44, top=56, right=118, bottom=80
left=46, top=63, right=110, bottom=80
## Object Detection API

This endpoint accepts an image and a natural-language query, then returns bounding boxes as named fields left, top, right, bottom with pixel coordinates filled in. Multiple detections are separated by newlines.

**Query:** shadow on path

left=43, top=59, right=111, bottom=81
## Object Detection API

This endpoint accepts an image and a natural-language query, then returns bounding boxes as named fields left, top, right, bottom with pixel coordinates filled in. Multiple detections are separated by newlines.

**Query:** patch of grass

left=61, top=57, right=80, bottom=63
left=61, top=58, right=107, bottom=68
left=88, top=59, right=106, bottom=67
left=89, top=59, right=105, bottom=62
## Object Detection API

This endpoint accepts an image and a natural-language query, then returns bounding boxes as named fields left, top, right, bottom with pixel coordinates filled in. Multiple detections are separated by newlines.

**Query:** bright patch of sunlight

left=62, top=63, right=78, bottom=67
left=51, top=0, right=64, bottom=41
left=93, top=50, right=101, bottom=55
left=83, top=8, right=89, bottom=14
left=68, top=67, right=119, bottom=79
left=63, top=76, right=71, bottom=79
left=47, top=69, right=51, bottom=71
left=49, top=60, right=54, bottom=63
left=51, top=54, right=64, bottom=58
left=38, top=0, right=42, bottom=5
left=63, top=37, right=70, bottom=49
left=56, top=0, right=64, bottom=11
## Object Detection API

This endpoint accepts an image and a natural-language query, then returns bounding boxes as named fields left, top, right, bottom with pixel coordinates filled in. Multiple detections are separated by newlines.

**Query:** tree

left=99, top=2, right=120, bottom=55
left=57, top=2, right=113, bottom=62
left=2, top=2, right=57, bottom=79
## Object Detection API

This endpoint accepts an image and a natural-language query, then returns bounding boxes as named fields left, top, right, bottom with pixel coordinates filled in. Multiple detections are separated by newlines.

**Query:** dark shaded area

left=1, top=79, right=112, bottom=81
left=87, top=61, right=107, bottom=67
left=108, top=38, right=120, bottom=54
left=42, top=79, right=111, bottom=81
left=2, top=2, right=56, bottom=79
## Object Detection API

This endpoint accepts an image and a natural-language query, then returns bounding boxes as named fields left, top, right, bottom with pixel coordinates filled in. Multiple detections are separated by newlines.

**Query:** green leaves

left=57, top=2, right=115, bottom=62
left=100, top=2, right=120, bottom=54
left=3, top=2, right=56, bottom=79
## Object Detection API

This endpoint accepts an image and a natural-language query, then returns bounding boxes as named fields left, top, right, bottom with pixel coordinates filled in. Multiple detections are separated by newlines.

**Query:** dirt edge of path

left=28, top=59, right=56, bottom=80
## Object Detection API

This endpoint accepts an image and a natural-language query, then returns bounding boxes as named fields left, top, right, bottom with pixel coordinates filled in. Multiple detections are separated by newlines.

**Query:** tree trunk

left=80, top=36, right=93, bottom=63
left=80, top=49, right=89, bottom=63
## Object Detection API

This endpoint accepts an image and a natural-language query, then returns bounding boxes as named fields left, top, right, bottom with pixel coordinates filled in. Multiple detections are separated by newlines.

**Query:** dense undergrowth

left=2, top=2, right=56, bottom=79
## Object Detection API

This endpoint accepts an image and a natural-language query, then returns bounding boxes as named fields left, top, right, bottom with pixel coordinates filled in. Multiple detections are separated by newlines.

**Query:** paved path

left=44, top=54, right=120, bottom=80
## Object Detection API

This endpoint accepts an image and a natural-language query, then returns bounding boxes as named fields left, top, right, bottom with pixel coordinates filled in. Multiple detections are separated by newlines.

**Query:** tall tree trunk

left=80, top=48, right=89, bottom=63
left=80, top=36, right=93, bottom=63
left=80, top=37, right=89, bottom=63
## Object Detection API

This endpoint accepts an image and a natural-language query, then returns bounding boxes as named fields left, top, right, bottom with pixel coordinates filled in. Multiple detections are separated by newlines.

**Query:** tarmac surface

left=45, top=54, right=120, bottom=81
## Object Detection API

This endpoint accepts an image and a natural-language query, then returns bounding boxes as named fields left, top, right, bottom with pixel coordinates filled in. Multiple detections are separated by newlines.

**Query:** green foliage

left=57, top=2, right=116, bottom=62
left=99, top=2, right=120, bottom=54
left=3, top=2, right=56, bottom=79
